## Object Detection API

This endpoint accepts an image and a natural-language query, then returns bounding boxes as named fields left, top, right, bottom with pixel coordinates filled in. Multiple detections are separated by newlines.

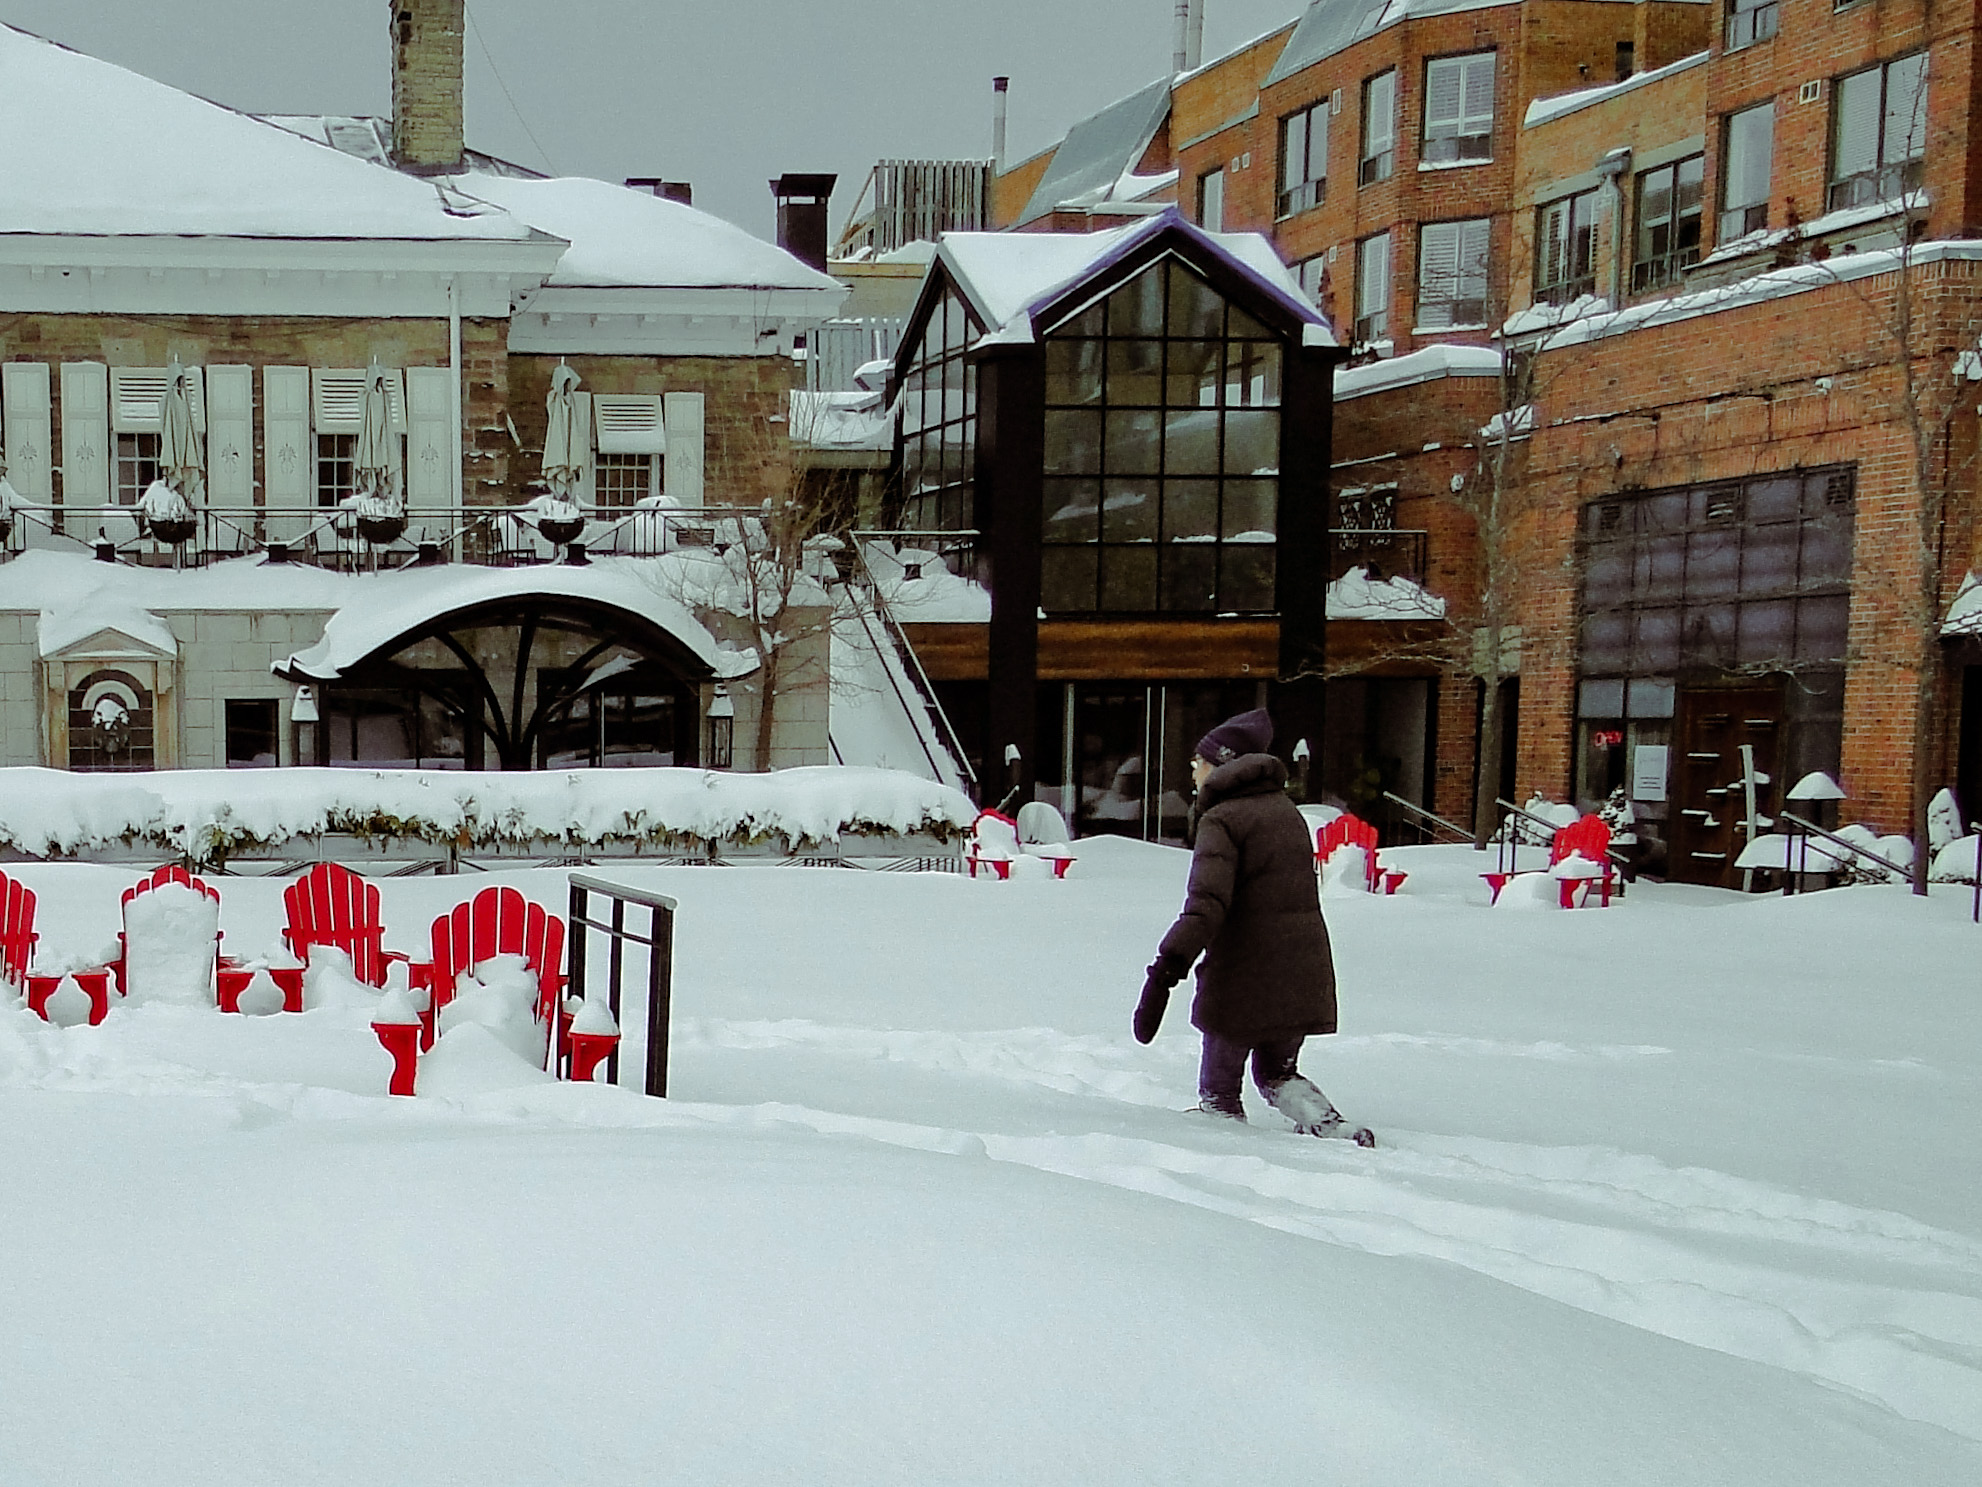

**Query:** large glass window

left=1039, top=257, right=1282, bottom=616
left=1423, top=52, right=1495, bottom=164
left=1633, top=155, right=1704, bottom=291
left=1360, top=70, right=1396, bottom=185
left=1720, top=102, right=1774, bottom=242
left=897, top=287, right=983, bottom=534
left=316, top=431, right=358, bottom=509
left=1535, top=189, right=1599, bottom=305
left=1725, top=0, right=1778, bottom=52
left=1355, top=232, right=1391, bottom=343
left=1279, top=102, right=1327, bottom=217
left=595, top=452, right=659, bottom=514
left=1417, top=218, right=1491, bottom=329
left=1830, top=53, right=1928, bottom=211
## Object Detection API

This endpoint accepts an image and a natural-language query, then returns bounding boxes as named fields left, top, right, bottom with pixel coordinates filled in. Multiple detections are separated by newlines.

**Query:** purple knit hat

left=1194, top=708, right=1274, bottom=766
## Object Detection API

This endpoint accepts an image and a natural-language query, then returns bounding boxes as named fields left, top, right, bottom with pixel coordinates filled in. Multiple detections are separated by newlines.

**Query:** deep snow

left=2, top=840, right=1979, bottom=1485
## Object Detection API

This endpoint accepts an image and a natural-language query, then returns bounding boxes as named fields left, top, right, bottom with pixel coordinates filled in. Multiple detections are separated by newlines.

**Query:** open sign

left=1590, top=728, right=1625, bottom=749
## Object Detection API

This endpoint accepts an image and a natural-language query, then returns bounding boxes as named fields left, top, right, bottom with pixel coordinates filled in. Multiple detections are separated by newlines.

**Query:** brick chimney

left=770, top=173, right=837, bottom=272
left=390, top=0, right=465, bottom=175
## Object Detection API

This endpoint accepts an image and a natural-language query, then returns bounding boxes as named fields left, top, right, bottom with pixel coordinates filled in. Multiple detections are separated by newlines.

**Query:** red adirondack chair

left=113, top=864, right=225, bottom=996
left=1313, top=813, right=1406, bottom=894
left=0, top=869, right=37, bottom=988
left=282, top=862, right=409, bottom=987
left=408, top=886, right=567, bottom=1054
left=1550, top=815, right=1617, bottom=908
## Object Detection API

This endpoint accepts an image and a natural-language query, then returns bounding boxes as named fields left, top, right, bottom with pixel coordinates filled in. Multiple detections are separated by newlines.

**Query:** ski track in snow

left=674, top=1014, right=1982, bottom=1443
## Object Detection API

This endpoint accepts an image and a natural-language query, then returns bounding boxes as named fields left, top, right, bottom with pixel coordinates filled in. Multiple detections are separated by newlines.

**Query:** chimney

left=1173, top=0, right=1203, bottom=73
left=991, top=77, right=1009, bottom=172
left=625, top=177, right=694, bottom=206
left=770, top=173, right=837, bottom=272
left=389, top=1, right=465, bottom=175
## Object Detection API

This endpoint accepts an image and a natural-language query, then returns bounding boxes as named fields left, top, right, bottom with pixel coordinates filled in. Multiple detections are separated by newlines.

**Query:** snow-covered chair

left=282, top=862, right=409, bottom=987
left=0, top=869, right=37, bottom=989
left=112, top=864, right=228, bottom=999
left=965, top=810, right=1022, bottom=880
left=407, top=886, right=568, bottom=1057
left=1315, top=813, right=1405, bottom=894
left=1549, top=815, right=1616, bottom=907
left=1015, top=801, right=1076, bottom=878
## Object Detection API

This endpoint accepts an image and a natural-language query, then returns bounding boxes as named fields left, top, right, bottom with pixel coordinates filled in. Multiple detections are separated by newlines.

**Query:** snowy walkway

left=4, top=841, right=1979, bottom=1484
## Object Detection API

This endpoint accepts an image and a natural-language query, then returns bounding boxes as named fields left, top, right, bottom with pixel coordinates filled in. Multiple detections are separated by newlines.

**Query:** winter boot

left=1190, top=1096, right=1247, bottom=1122
left=1263, top=1076, right=1376, bottom=1147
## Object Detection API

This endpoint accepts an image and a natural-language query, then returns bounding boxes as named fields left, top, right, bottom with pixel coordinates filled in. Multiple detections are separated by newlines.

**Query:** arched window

left=68, top=669, right=155, bottom=771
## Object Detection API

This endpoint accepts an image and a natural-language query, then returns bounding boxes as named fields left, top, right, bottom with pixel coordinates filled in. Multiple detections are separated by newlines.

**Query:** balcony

left=1330, top=528, right=1429, bottom=587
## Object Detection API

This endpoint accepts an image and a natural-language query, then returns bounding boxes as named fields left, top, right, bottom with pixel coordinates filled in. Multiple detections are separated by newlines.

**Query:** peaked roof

left=934, top=212, right=1333, bottom=342
left=452, top=173, right=844, bottom=294
left=0, top=25, right=541, bottom=242
left=1016, top=78, right=1173, bottom=226
left=1264, top=0, right=1517, bottom=87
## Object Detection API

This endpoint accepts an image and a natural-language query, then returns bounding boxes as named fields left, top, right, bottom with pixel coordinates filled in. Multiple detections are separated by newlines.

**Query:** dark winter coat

left=1155, top=754, right=1338, bottom=1044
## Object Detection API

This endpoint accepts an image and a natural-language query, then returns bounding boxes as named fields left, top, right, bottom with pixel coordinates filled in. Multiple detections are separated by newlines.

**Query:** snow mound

left=419, top=1022, right=556, bottom=1098
left=121, top=883, right=218, bottom=1004
left=441, top=955, right=545, bottom=1065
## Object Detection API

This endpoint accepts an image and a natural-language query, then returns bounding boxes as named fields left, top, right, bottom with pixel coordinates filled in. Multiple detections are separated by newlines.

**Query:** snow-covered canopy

left=1335, top=343, right=1501, bottom=400
left=451, top=173, right=844, bottom=293
left=935, top=212, right=1331, bottom=345
left=0, top=25, right=544, bottom=243
left=789, top=391, right=893, bottom=452
left=276, top=562, right=755, bottom=683
left=1326, top=566, right=1447, bottom=621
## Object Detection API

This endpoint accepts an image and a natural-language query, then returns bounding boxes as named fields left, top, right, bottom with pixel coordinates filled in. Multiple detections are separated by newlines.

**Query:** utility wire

left=464, top=1, right=557, bottom=175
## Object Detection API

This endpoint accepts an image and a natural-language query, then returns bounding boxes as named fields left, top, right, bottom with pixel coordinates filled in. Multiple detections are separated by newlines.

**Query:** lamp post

left=1784, top=771, right=1845, bottom=895
left=290, top=684, right=319, bottom=766
left=706, top=686, right=734, bottom=770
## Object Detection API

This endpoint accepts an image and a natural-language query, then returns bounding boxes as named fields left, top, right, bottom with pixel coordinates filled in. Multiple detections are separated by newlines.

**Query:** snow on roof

left=450, top=173, right=844, bottom=293
left=1264, top=0, right=1514, bottom=87
left=1327, top=566, right=1447, bottom=621
left=37, top=599, right=177, bottom=659
left=1335, top=343, right=1501, bottom=400
left=789, top=391, right=893, bottom=451
left=1017, top=78, right=1173, bottom=225
left=0, top=26, right=540, bottom=242
left=1540, top=240, right=1982, bottom=352
left=276, top=560, right=753, bottom=681
left=1523, top=52, right=1708, bottom=128
left=936, top=211, right=1330, bottom=342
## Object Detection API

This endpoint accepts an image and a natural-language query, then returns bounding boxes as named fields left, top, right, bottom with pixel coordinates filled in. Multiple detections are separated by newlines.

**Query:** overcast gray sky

left=2, top=0, right=1301, bottom=243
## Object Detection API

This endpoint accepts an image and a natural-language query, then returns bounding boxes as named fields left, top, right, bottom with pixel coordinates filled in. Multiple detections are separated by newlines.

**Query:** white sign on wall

left=1631, top=745, right=1668, bottom=802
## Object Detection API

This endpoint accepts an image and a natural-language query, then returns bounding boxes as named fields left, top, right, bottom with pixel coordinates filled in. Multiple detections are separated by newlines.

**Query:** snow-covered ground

left=4, top=841, right=1979, bottom=1484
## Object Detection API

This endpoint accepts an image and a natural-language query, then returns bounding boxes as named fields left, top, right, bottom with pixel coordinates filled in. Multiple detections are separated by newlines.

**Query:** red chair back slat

left=122, top=863, right=217, bottom=910
left=282, top=863, right=391, bottom=986
left=427, top=887, right=566, bottom=1022
left=1, top=872, right=38, bottom=985
left=1315, top=814, right=1381, bottom=889
left=1552, top=815, right=1612, bottom=866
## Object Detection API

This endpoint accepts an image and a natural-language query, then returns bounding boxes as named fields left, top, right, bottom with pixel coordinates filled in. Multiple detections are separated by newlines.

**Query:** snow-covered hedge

left=0, top=766, right=975, bottom=865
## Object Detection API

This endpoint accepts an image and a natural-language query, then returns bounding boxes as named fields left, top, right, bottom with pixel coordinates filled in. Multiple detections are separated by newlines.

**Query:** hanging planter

left=530, top=491, right=586, bottom=547
left=138, top=479, right=198, bottom=545
left=353, top=490, right=408, bottom=546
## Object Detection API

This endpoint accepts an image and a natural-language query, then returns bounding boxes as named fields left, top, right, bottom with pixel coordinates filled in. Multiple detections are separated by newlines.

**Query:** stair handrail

left=1379, top=791, right=1473, bottom=844
left=847, top=536, right=979, bottom=793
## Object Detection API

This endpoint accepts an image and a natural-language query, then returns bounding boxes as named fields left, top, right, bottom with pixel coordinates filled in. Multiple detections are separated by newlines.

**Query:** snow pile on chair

left=121, top=882, right=218, bottom=1003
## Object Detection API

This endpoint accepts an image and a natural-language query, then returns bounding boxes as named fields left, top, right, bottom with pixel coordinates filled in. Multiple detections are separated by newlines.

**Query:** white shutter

left=404, top=366, right=455, bottom=511
left=662, top=392, right=704, bottom=503
left=313, top=369, right=407, bottom=433
left=1461, top=54, right=1496, bottom=135
left=594, top=393, right=667, bottom=454
left=205, top=365, right=253, bottom=506
left=1418, top=222, right=1460, bottom=326
left=1365, top=71, right=1395, bottom=155
left=3, top=362, right=54, bottom=503
left=60, top=362, right=110, bottom=507
left=262, top=366, right=312, bottom=527
left=109, top=366, right=206, bottom=434
left=1424, top=59, right=1463, bottom=135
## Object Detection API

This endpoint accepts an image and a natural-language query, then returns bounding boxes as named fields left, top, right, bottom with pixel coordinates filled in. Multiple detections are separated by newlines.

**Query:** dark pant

left=1198, top=1032, right=1304, bottom=1116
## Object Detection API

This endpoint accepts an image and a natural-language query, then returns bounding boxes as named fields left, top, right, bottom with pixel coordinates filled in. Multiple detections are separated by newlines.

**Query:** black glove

left=1134, top=954, right=1187, bottom=1044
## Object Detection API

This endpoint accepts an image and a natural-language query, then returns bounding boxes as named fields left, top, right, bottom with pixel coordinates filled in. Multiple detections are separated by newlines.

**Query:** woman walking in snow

left=1132, top=708, right=1373, bottom=1146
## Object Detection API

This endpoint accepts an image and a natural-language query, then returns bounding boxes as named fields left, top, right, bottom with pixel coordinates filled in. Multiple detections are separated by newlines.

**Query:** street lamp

left=290, top=684, right=319, bottom=766
left=1784, top=770, right=1845, bottom=894
left=707, top=686, right=734, bottom=770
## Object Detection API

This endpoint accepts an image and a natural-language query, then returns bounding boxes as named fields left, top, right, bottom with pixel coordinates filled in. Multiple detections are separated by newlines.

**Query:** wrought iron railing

left=1329, top=527, right=1429, bottom=585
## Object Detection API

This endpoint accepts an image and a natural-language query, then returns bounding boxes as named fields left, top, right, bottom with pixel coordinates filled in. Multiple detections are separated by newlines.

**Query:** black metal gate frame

left=566, top=872, right=677, bottom=1098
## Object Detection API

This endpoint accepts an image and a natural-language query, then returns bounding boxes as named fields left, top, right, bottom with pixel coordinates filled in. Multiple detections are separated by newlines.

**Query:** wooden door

left=1667, top=684, right=1785, bottom=887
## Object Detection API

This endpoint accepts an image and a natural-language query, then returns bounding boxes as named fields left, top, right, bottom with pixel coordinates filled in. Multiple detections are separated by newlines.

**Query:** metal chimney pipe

left=992, top=77, right=1009, bottom=171
left=1174, top=0, right=1191, bottom=74
left=1187, top=0, right=1204, bottom=71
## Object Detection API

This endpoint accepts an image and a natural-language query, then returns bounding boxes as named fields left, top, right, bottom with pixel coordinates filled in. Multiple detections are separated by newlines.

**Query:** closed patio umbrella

left=354, top=363, right=398, bottom=501
left=158, top=358, right=204, bottom=500
left=541, top=363, right=586, bottom=497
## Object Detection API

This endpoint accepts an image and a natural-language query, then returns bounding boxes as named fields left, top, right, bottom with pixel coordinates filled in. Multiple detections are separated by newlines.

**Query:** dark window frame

left=1718, top=101, right=1774, bottom=243
left=1725, top=0, right=1779, bottom=52
left=1278, top=100, right=1327, bottom=218
left=1535, top=188, right=1600, bottom=305
left=1827, top=51, right=1929, bottom=212
left=1359, top=69, right=1397, bottom=186
left=1421, top=50, right=1496, bottom=165
left=1632, top=153, right=1705, bottom=292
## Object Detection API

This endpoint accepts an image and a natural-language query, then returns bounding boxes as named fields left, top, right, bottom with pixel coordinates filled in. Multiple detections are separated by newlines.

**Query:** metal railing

left=848, top=533, right=981, bottom=794
left=566, top=873, right=677, bottom=1098
left=1330, top=527, right=1429, bottom=585
left=1381, top=791, right=1474, bottom=845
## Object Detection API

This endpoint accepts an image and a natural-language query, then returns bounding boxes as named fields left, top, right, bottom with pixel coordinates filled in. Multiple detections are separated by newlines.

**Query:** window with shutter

left=1535, top=190, right=1599, bottom=305
left=1354, top=232, right=1392, bottom=343
left=1360, top=71, right=1396, bottom=185
left=312, top=368, right=405, bottom=508
left=1828, top=52, right=1928, bottom=211
left=403, top=366, right=455, bottom=511
left=1417, top=218, right=1491, bottom=329
left=1423, top=53, right=1495, bottom=164
left=1278, top=102, right=1327, bottom=218
left=663, top=392, right=705, bottom=504
left=1720, top=103, right=1774, bottom=240
left=109, top=366, right=206, bottom=435
left=261, top=367, right=312, bottom=525
left=1196, top=167, right=1224, bottom=231
left=205, top=365, right=254, bottom=509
